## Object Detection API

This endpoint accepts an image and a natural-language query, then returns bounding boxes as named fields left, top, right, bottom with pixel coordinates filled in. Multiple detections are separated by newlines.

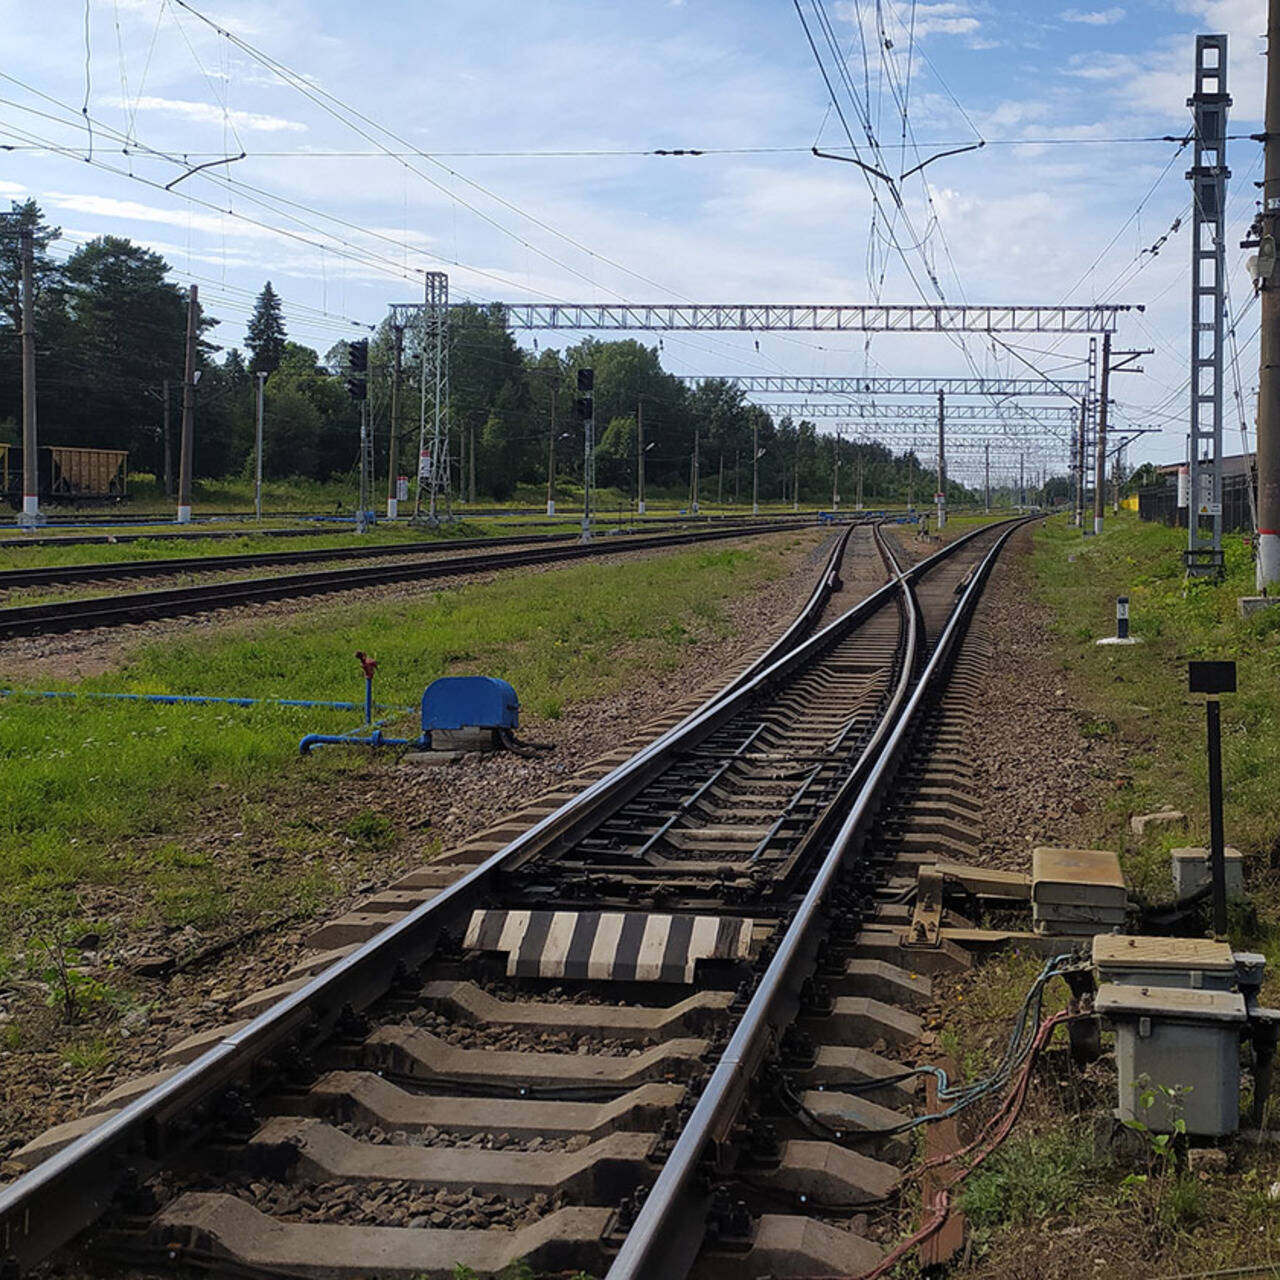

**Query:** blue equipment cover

left=421, top=675, right=519, bottom=732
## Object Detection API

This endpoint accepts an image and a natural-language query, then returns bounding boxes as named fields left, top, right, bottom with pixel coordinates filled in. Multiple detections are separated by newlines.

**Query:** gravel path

left=966, top=524, right=1126, bottom=872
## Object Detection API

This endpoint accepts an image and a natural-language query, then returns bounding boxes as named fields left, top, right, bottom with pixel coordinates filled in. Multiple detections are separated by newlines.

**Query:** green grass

left=0, top=535, right=809, bottom=949
left=1031, top=514, right=1280, bottom=878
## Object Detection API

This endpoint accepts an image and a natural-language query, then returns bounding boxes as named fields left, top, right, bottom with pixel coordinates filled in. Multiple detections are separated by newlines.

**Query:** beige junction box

left=1032, top=847, right=1127, bottom=936
left=1092, top=935, right=1237, bottom=991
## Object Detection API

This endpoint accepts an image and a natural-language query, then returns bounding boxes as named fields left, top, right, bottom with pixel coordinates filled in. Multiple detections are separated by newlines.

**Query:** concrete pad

left=88, top=1065, right=181, bottom=1113
left=161, top=1020, right=252, bottom=1066
left=12, top=1109, right=117, bottom=1170
left=149, top=1193, right=611, bottom=1279
left=835, top=960, right=932, bottom=1010
left=420, top=980, right=731, bottom=1040
left=363, top=1026, right=709, bottom=1088
left=285, top=944, right=358, bottom=980
left=765, top=1139, right=900, bottom=1201
left=299, top=1071, right=685, bottom=1138
left=803, top=996, right=924, bottom=1050
left=248, top=1116, right=655, bottom=1202
left=232, top=977, right=309, bottom=1018
left=699, top=1214, right=881, bottom=1278
left=304, top=911, right=409, bottom=950
left=1130, top=809, right=1188, bottom=839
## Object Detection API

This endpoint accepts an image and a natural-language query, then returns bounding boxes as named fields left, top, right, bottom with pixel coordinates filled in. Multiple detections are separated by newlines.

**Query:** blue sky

left=0, top=0, right=1270, bottom=479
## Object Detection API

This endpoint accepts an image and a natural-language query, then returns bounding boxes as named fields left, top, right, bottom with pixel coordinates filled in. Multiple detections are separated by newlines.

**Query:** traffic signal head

left=577, top=367, right=593, bottom=393
left=349, top=339, right=369, bottom=374
left=346, top=376, right=367, bottom=400
left=573, top=397, right=593, bottom=422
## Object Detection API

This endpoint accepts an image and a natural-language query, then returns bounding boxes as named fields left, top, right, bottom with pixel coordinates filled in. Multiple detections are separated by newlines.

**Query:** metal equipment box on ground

left=1096, top=983, right=1246, bottom=1136
left=1031, top=847, right=1126, bottom=936
left=1092, top=935, right=1237, bottom=992
left=1171, top=845, right=1245, bottom=902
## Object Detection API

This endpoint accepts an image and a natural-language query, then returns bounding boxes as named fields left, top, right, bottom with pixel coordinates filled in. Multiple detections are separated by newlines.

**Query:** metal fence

left=1137, top=474, right=1255, bottom=533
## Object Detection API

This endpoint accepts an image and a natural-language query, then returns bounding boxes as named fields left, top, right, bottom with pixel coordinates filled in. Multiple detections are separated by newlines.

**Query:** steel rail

left=0, top=530, right=582, bottom=589
left=605, top=518, right=1029, bottom=1280
left=0, top=521, right=816, bottom=640
left=0, top=518, right=1005, bottom=1274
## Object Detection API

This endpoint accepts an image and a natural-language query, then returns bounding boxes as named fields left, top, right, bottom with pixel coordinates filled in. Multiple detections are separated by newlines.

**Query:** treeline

left=1, top=199, right=970, bottom=504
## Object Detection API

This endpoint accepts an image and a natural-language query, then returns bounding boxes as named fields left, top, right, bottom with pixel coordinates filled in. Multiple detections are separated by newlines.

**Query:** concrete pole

left=1075, top=397, right=1088, bottom=527
left=907, top=449, right=914, bottom=512
left=855, top=450, right=864, bottom=510
left=162, top=378, right=172, bottom=499
left=387, top=323, right=403, bottom=518
left=636, top=399, right=645, bottom=516
left=718, top=453, right=724, bottom=507
left=831, top=429, right=840, bottom=511
left=793, top=429, right=800, bottom=512
left=1094, top=331, right=1112, bottom=535
left=547, top=380, right=559, bottom=516
left=177, top=285, right=198, bottom=524
left=936, top=390, right=947, bottom=530
left=1020, top=452, right=1026, bottom=509
left=18, top=225, right=38, bottom=524
left=1258, top=0, right=1280, bottom=589
left=469, top=424, right=476, bottom=505
left=691, top=426, right=700, bottom=514
left=984, top=442, right=990, bottom=514
left=752, top=419, right=760, bottom=515
left=254, top=371, right=266, bottom=521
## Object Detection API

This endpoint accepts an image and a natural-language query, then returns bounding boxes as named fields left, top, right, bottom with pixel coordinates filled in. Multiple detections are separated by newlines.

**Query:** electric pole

left=387, top=323, right=403, bottom=518
left=1020, top=452, right=1026, bottom=509
left=578, top=367, right=594, bottom=542
left=691, top=426, right=700, bottom=514
left=793, top=429, right=800, bottom=512
left=855, top=449, right=864, bottom=510
left=1075, top=397, right=1087, bottom=527
left=177, top=285, right=199, bottom=525
left=907, top=449, right=914, bottom=513
left=831, top=429, right=840, bottom=511
left=1093, top=338, right=1148, bottom=535
left=984, top=442, right=991, bottom=514
left=936, top=390, right=947, bottom=530
left=18, top=224, right=39, bottom=525
left=1256, top=0, right=1280, bottom=590
left=752, top=419, right=760, bottom=515
left=162, top=378, right=172, bottom=499
left=254, top=371, right=266, bottom=521
left=718, top=453, right=724, bottom=507
left=636, top=399, right=645, bottom=516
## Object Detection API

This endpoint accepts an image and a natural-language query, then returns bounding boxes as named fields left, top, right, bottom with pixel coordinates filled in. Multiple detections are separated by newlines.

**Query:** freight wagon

left=0, top=445, right=129, bottom=508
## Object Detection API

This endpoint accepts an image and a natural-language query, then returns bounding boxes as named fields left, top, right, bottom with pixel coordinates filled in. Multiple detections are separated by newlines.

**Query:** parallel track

left=0, top=518, right=1024, bottom=1280
left=0, top=520, right=818, bottom=640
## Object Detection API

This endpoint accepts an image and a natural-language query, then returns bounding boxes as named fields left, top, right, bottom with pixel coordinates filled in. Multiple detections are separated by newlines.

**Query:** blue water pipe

left=0, top=687, right=415, bottom=714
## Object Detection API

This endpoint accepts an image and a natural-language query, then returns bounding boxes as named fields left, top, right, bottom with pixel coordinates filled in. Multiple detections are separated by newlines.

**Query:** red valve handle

left=355, top=650, right=378, bottom=680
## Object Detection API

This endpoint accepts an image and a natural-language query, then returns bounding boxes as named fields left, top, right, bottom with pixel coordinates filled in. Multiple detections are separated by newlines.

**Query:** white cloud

left=0, top=181, right=26, bottom=196
left=1059, top=7, right=1126, bottom=25
left=115, top=96, right=307, bottom=134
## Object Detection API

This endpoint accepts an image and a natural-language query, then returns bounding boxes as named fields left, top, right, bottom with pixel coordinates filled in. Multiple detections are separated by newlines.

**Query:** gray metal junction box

left=1096, top=983, right=1247, bottom=1136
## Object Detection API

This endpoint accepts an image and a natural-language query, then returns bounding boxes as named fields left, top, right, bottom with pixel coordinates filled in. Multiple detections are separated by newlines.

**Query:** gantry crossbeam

left=689, top=375, right=1088, bottom=397
left=753, top=403, right=1077, bottom=423
left=482, top=303, right=1129, bottom=333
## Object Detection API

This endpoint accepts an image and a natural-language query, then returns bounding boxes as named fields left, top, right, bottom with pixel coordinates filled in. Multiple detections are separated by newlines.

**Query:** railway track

left=0, top=517, right=1025, bottom=1279
left=0, top=512, right=799, bottom=553
left=0, top=520, right=816, bottom=640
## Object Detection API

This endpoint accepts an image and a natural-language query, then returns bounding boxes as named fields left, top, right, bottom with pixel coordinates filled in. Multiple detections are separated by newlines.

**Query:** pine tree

left=246, top=281, right=287, bottom=375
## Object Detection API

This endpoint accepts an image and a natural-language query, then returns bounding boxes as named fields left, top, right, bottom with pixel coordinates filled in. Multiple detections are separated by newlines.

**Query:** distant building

left=1155, top=452, right=1255, bottom=482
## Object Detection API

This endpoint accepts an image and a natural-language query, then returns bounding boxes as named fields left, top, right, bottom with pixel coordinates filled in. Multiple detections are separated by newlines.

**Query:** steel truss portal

left=689, top=375, right=1088, bottom=397
left=750, top=402, right=1077, bottom=425
left=483, top=303, right=1129, bottom=333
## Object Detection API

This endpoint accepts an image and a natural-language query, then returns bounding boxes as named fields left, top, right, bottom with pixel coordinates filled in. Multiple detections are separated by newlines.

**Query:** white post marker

left=1096, top=595, right=1142, bottom=646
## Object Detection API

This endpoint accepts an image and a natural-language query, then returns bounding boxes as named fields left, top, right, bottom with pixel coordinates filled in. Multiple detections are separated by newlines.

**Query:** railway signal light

left=349, top=339, right=369, bottom=373
left=346, top=376, right=367, bottom=401
left=577, top=368, right=593, bottom=393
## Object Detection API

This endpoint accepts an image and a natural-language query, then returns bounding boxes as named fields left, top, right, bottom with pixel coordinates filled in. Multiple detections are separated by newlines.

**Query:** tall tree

left=246, top=281, right=287, bottom=375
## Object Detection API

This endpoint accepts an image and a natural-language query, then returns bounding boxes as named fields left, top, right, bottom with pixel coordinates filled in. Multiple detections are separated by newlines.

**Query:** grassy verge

left=0, top=534, right=813, bottom=955
left=937, top=511, right=1280, bottom=1277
